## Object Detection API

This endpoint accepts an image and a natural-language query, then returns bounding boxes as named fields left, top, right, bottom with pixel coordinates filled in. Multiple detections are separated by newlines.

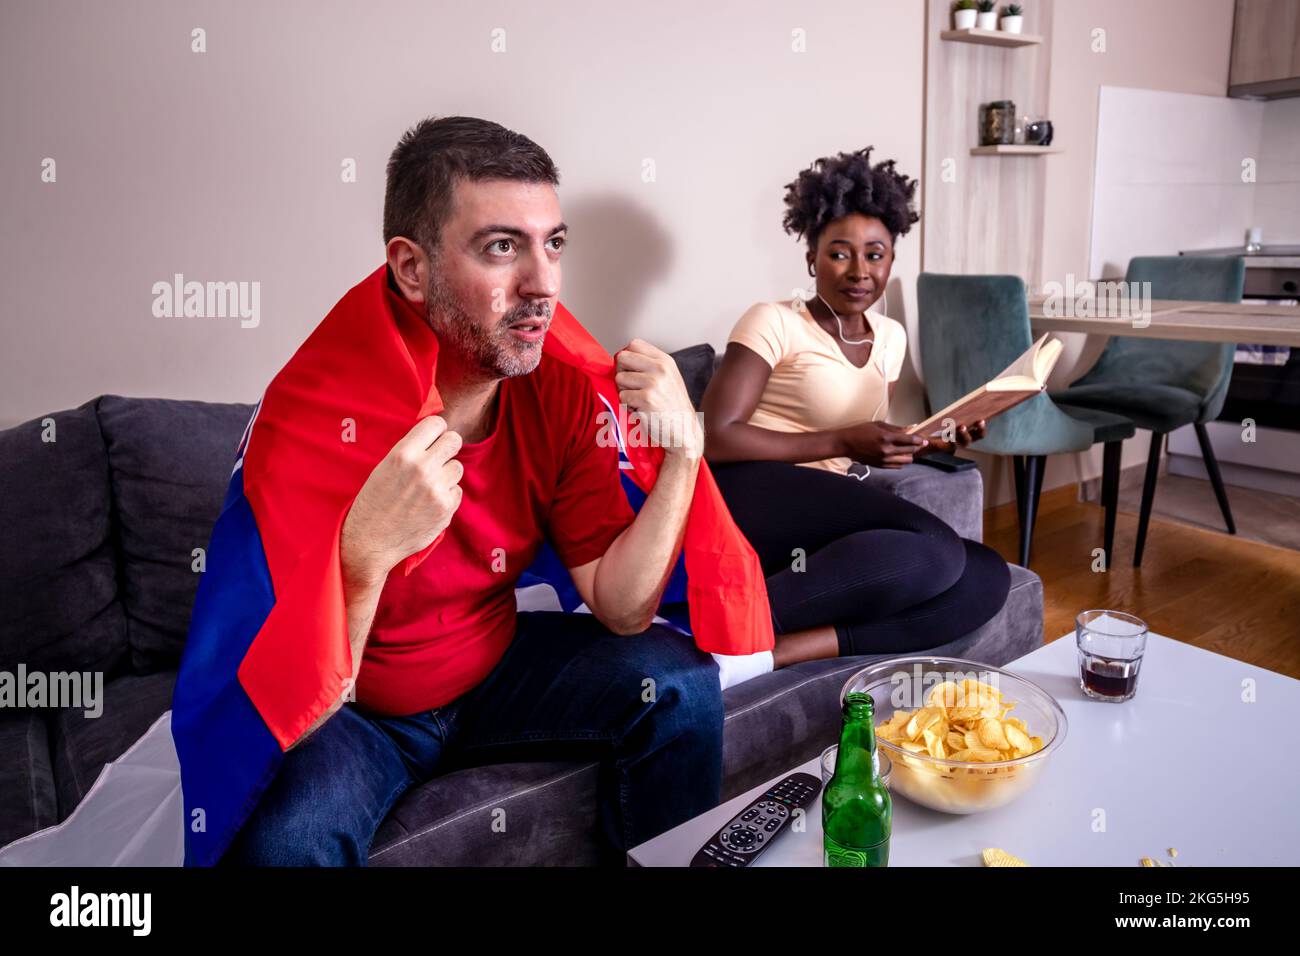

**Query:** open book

left=906, top=334, right=1063, bottom=438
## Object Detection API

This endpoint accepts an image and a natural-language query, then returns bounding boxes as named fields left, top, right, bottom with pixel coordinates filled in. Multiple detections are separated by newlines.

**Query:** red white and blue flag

left=171, top=264, right=774, bottom=866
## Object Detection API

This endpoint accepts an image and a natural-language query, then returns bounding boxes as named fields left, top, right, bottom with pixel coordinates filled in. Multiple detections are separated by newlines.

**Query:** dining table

left=1027, top=295, right=1300, bottom=347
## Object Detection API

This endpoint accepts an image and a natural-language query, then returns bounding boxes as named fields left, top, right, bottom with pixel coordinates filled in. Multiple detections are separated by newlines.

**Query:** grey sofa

left=0, top=345, right=1043, bottom=863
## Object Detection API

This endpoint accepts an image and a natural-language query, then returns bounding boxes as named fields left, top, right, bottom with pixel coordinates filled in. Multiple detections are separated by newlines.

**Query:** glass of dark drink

left=1075, top=610, right=1148, bottom=703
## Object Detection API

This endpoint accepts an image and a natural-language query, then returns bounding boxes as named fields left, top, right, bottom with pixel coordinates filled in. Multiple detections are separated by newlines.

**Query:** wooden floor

left=984, top=485, right=1300, bottom=680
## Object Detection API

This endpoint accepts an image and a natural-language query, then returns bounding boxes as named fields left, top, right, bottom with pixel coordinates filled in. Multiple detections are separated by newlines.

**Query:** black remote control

left=689, top=772, right=822, bottom=867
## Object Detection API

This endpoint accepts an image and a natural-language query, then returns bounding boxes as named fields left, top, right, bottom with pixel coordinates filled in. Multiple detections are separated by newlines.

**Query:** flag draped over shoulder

left=171, top=264, right=774, bottom=866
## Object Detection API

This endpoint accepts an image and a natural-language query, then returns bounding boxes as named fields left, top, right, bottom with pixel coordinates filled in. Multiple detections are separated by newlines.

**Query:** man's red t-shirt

left=353, top=351, right=637, bottom=716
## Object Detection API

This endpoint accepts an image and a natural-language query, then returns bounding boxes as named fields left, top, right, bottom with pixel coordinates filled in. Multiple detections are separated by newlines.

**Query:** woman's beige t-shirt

left=726, top=298, right=907, bottom=474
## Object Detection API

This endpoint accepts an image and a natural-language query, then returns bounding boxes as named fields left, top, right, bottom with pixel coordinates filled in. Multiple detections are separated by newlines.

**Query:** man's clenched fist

left=340, top=415, right=464, bottom=585
left=614, top=339, right=704, bottom=459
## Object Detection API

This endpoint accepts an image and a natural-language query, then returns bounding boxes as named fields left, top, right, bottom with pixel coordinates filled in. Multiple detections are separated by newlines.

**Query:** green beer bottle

left=823, top=692, right=891, bottom=867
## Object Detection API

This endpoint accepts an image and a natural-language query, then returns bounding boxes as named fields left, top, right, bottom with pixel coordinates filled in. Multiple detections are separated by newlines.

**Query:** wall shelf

left=970, top=144, right=1062, bottom=155
left=940, top=28, right=1043, bottom=48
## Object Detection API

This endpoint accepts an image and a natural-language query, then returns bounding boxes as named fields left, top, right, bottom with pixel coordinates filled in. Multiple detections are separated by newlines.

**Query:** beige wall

left=0, top=0, right=925, bottom=428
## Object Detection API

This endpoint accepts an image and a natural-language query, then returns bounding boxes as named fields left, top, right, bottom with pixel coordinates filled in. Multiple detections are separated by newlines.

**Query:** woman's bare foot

left=772, top=625, right=839, bottom=668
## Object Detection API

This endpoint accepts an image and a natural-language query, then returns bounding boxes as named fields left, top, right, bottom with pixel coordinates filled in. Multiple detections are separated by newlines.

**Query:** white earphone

left=793, top=284, right=891, bottom=480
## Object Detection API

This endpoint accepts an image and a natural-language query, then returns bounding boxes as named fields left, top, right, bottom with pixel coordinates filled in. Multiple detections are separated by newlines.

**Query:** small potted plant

left=976, top=0, right=998, bottom=30
left=953, top=0, right=977, bottom=30
left=1000, top=3, right=1025, bottom=33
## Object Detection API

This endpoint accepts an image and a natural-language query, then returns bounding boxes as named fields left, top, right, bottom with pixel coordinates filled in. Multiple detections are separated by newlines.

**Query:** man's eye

left=548, top=236, right=566, bottom=252
left=489, top=239, right=514, bottom=255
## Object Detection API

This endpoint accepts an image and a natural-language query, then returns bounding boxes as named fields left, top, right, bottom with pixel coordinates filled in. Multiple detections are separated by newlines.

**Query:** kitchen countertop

left=1180, top=245, right=1300, bottom=268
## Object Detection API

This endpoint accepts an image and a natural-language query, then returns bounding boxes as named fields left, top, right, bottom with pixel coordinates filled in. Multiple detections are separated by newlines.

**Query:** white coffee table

left=629, top=632, right=1300, bottom=866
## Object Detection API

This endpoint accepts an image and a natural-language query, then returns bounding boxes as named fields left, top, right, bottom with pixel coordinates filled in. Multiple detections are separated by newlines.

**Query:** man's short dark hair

left=383, top=116, right=560, bottom=257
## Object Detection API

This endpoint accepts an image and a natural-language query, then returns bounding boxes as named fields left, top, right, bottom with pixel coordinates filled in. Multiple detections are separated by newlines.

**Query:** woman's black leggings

left=710, top=460, right=1011, bottom=656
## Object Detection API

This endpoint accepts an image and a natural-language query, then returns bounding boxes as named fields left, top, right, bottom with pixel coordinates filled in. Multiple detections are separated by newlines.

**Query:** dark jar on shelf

left=980, top=100, right=1016, bottom=146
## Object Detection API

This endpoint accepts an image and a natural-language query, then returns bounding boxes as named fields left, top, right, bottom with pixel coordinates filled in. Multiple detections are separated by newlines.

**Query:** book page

left=993, top=334, right=1047, bottom=383
left=1032, top=336, right=1063, bottom=383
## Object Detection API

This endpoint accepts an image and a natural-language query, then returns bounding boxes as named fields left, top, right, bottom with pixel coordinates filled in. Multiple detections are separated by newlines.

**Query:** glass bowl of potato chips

left=840, top=657, right=1067, bottom=814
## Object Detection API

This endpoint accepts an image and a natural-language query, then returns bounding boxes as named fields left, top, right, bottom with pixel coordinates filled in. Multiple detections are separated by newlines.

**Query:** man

left=219, top=116, right=724, bottom=866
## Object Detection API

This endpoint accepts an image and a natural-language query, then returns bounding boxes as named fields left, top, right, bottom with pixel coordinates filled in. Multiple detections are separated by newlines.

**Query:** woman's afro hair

left=781, top=147, right=920, bottom=252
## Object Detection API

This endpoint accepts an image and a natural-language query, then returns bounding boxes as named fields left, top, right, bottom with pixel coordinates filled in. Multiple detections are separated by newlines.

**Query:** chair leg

left=1134, top=432, right=1162, bottom=568
left=1017, top=455, right=1045, bottom=568
left=1101, top=440, right=1121, bottom=571
left=1012, top=455, right=1026, bottom=564
left=1012, top=455, right=1025, bottom=528
left=1193, top=422, right=1237, bottom=535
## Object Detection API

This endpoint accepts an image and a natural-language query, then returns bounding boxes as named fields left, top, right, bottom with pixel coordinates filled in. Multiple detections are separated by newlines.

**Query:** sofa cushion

left=370, top=760, right=599, bottom=866
left=0, top=402, right=127, bottom=676
left=670, top=344, right=716, bottom=411
left=0, top=709, right=58, bottom=847
left=51, top=670, right=176, bottom=819
left=847, top=461, right=984, bottom=543
left=370, top=563, right=1041, bottom=864
left=97, top=397, right=255, bottom=673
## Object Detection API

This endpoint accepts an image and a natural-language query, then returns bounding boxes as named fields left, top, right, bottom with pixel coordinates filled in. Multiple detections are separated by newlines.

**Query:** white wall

left=0, top=0, right=925, bottom=428
left=1254, top=96, right=1300, bottom=243
left=1090, top=86, right=1265, bottom=278
left=1090, top=86, right=1300, bottom=278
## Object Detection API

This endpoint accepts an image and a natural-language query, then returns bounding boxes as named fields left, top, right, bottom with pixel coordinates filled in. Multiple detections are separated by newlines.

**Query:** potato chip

left=951, top=747, right=1002, bottom=762
left=927, top=681, right=962, bottom=709
left=905, top=706, right=944, bottom=740
left=1005, top=724, right=1032, bottom=753
left=978, top=718, right=1009, bottom=750
left=982, top=847, right=1029, bottom=867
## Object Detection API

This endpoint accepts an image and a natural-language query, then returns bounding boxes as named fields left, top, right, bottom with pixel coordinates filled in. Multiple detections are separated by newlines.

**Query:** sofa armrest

left=845, top=461, right=984, bottom=542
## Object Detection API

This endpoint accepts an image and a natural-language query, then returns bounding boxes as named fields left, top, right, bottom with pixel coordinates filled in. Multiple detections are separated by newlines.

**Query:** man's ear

left=385, top=237, right=430, bottom=304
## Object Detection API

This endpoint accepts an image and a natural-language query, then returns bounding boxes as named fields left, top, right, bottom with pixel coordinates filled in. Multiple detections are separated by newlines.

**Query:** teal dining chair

left=1049, top=256, right=1245, bottom=566
left=918, top=273, right=1136, bottom=569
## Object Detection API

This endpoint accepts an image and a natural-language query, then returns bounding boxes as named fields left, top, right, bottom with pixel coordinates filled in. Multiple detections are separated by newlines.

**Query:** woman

left=702, top=148, right=1010, bottom=669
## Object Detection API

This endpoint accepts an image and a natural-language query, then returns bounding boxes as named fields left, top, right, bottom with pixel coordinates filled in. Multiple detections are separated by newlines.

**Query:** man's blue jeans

left=220, top=611, right=725, bottom=866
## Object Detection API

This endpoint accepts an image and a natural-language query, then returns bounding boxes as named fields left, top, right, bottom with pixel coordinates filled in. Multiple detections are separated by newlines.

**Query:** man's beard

left=424, top=274, right=550, bottom=379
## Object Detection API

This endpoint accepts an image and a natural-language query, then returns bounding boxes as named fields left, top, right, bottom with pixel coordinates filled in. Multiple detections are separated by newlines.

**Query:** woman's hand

left=916, top=419, right=987, bottom=456
left=838, top=421, right=929, bottom=468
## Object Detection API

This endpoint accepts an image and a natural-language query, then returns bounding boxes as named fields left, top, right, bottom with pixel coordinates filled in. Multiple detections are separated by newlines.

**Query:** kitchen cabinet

left=1229, top=0, right=1300, bottom=97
